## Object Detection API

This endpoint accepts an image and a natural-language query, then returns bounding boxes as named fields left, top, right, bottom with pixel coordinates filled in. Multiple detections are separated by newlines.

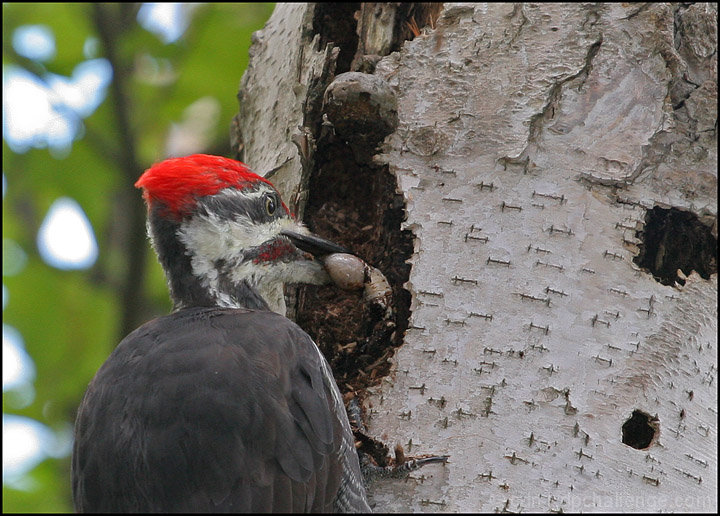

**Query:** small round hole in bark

left=622, top=410, right=658, bottom=450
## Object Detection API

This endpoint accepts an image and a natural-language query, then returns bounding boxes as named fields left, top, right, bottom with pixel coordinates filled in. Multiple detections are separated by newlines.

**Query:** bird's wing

left=72, top=306, right=358, bottom=512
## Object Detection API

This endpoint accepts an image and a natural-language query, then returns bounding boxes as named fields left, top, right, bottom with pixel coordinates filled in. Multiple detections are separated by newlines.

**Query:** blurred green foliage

left=2, top=3, right=275, bottom=511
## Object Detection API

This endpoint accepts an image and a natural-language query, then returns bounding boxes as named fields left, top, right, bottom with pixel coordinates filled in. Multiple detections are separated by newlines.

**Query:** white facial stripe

left=175, top=201, right=325, bottom=313
left=188, top=185, right=291, bottom=251
left=178, top=213, right=298, bottom=260
left=227, top=184, right=275, bottom=202
left=212, top=184, right=280, bottom=212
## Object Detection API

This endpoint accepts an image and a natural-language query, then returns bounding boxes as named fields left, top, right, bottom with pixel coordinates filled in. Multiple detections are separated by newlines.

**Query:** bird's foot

left=348, top=398, right=448, bottom=483
left=360, top=449, right=449, bottom=481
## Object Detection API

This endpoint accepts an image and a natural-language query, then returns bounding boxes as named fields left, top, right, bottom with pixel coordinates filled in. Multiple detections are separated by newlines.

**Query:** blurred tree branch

left=91, top=3, right=150, bottom=340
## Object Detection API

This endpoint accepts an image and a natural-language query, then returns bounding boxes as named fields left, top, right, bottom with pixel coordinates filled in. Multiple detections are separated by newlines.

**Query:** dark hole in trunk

left=633, top=206, right=717, bottom=286
left=622, top=409, right=658, bottom=450
left=295, top=141, right=413, bottom=396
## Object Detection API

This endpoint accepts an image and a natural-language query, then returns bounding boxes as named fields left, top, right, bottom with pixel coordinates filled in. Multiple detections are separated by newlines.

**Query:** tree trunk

left=234, top=3, right=717, bottom=512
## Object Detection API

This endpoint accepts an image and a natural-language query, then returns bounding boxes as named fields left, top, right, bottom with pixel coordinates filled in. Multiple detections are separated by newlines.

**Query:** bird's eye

left=264, top=194, right=277, bottom=216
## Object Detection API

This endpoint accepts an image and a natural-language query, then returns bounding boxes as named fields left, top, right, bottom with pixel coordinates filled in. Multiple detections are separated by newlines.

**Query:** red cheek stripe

left=254, top=239, right=296, bottom=263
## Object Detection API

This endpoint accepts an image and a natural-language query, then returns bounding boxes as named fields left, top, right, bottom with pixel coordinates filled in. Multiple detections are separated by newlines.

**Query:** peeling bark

left=234, top=3, right=717, bottom=512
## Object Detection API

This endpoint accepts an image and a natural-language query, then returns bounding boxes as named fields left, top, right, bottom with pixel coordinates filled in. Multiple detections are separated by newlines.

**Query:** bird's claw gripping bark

left=347, top=398, right=449, bottom=483
left=360, top=453, right=449, bottom=481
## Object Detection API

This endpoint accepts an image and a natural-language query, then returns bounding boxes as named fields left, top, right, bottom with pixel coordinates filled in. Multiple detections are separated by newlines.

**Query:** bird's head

left=135, top=154, right=346, bottom=314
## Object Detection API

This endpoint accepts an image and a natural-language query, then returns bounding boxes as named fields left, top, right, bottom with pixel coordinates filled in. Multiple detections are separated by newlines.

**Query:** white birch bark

left=235, top=3, right=717, bottom=512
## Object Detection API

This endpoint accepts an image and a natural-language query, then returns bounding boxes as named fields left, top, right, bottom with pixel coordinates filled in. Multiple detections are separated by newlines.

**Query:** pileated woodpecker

left=72, top=154, right=371, bottom=512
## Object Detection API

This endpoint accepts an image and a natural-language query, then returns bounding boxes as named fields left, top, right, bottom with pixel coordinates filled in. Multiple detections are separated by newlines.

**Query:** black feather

left=72, top=307, right=368, bottom=512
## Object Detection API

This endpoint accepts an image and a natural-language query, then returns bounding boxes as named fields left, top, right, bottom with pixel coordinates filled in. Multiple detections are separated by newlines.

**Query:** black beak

left=281, top=230, right=349, bottom=256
